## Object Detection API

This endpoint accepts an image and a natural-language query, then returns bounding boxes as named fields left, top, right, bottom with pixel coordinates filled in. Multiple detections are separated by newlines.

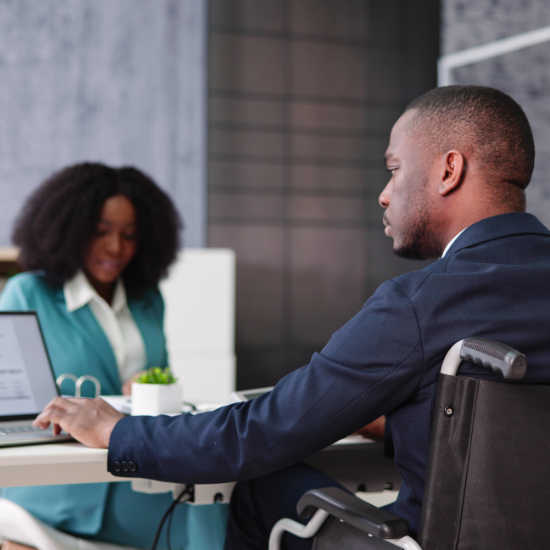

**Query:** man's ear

left=439, top=150, right=465, bottom=196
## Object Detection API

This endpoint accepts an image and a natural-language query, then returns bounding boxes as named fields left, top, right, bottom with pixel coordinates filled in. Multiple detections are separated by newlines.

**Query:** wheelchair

left=269, top=337, right=548, bottom=550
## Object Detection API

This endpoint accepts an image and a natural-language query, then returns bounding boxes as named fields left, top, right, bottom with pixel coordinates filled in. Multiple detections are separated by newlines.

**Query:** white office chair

left=0, top=500, right=141, bottom=550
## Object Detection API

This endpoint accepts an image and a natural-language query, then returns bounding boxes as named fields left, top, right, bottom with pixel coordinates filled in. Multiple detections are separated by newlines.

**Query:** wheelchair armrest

left=297, top=487, right=410, bottom=539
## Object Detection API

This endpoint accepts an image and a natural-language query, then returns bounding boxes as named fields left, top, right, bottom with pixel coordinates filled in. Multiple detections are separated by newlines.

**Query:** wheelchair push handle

left=460, top=337, right=526, bottom=379
left=441, top=337, right=527, bottom=379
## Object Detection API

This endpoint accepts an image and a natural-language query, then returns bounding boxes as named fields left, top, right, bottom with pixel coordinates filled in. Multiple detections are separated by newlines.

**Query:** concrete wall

left=207, top=0, right=440, bottom=389
left=0, top=0, right=207, bottom=247
left=442, top=0, right=550, bottom=226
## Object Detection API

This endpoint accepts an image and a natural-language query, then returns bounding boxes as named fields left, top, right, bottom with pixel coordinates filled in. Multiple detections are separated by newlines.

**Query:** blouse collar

left=64, top=270, right=126, bottom=314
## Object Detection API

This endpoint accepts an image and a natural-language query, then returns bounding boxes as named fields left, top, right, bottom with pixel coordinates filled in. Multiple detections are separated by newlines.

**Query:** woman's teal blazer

left=0, top=272, right=168, bottom=534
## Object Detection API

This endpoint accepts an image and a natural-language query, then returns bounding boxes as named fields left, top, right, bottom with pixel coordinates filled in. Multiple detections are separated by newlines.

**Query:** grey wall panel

left=442, top=0, right=550, bottom=228
left=443, top=0, right=550, bottom=53
left=0, top=0, right=207, bottom=247
left=209, top=0, right=439, bottom=389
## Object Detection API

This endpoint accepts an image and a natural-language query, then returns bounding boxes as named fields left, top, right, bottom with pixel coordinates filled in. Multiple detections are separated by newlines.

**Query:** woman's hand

left=121, top=370, right=146, bottom=395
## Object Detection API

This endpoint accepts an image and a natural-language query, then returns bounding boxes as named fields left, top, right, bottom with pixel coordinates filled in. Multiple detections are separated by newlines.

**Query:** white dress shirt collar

left=64, top=270, right=126, bottom=313
left=441, top=228, right=467, bottom=258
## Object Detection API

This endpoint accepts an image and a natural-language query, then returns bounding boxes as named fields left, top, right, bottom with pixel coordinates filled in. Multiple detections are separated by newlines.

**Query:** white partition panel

left=160, top=249, right=236, bottom=404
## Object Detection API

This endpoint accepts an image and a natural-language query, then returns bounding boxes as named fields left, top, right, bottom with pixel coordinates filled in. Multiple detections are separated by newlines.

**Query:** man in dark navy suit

left=36, top=85, right=550, bottom=549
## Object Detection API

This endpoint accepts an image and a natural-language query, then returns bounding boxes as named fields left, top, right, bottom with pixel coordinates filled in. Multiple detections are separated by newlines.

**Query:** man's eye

left=387, top=168, right=397, bottom=175
left=123, top=233, right=138, bottom=241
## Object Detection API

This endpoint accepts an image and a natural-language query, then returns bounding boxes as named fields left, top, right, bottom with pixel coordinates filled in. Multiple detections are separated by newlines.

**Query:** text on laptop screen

left=0, top=313, right=59, bottom=417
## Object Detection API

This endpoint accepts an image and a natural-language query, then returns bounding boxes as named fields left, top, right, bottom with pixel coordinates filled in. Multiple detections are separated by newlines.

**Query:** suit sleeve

left=108, top=279, right=425, bottom=484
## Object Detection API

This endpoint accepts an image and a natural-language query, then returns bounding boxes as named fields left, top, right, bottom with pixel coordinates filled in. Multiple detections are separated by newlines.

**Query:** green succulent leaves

left=136, top=366, right=178, bottom=385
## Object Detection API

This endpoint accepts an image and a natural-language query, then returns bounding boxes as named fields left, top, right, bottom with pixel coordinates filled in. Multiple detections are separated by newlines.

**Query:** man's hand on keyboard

left=33, top=397, right=124, bottom=449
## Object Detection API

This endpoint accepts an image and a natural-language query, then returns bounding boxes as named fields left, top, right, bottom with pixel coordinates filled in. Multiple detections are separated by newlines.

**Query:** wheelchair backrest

left=419, top=373, right=550, bottom=550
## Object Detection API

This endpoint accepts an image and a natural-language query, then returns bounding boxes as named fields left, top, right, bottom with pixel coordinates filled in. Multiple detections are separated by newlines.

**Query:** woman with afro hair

left=0, top=163, right=228, bottom=550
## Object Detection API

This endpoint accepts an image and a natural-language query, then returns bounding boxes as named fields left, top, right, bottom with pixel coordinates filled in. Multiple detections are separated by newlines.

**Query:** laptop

left=0, top=311, right=73, bottom=447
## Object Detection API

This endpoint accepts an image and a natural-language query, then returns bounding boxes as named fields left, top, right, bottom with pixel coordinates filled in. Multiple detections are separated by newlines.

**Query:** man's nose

left=379, top=181, right=391, bottom=209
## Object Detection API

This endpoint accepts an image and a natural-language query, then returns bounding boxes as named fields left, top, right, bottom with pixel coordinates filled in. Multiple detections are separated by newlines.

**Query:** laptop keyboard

left=0, top=425, right=44, bottom=435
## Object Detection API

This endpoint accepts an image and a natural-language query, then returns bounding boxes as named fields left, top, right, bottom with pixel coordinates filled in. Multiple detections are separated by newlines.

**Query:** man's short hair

left=405, top=85, right=535, bottom=191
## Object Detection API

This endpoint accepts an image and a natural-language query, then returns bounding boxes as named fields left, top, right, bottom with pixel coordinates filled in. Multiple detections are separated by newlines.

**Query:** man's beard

left=393, top=201, right=443, bottom=261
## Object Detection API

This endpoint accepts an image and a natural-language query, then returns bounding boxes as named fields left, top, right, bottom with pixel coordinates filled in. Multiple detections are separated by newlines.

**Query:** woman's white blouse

left=63, top=271, right=146, bottom=384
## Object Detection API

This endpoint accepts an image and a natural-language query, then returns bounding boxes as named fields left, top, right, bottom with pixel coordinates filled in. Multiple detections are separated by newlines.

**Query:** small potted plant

left=131, top=367, right=182, bottom=416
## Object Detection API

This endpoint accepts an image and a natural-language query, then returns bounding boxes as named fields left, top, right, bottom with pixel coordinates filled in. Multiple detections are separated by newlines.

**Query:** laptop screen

left=0, top=312, right=59, bottom=420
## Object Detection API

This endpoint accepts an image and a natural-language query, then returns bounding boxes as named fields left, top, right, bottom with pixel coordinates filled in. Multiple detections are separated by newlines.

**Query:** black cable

left=151, top=486, right=193, bottom=550
left=166, top=501, right=175, bottom=550
left=166, top=485, right=195, bottom=550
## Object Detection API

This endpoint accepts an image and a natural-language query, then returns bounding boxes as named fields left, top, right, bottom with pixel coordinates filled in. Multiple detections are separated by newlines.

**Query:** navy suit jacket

left=108, top=212, right=550, bottom=536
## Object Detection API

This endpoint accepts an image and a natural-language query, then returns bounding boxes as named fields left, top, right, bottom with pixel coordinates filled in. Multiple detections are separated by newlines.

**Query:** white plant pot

left=131, top=383, right=183, bottom=416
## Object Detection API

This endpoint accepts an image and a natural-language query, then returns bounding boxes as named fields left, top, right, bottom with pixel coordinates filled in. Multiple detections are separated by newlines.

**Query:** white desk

left=0, top=442, right=237, bottom=504
left=0, top=436, right=382, bottom=489
left=0, top=443, right=120, bottom=488
left=0, top=437, right=401, bottom=508
left=0, top=439, right=401, bottom=517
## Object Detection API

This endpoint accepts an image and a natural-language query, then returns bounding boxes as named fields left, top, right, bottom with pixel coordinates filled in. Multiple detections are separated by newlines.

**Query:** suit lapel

left=54, top=289, right=121, bottom=392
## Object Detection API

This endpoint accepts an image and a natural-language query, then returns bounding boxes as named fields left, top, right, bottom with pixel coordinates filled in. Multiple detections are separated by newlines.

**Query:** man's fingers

left=33, top=416, right=51, bottom=429
left=35, top=407, right=68, bottom=427
left=34, top=407, right=56, bottom=428
left=33, top=397, right=78, bottom=429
